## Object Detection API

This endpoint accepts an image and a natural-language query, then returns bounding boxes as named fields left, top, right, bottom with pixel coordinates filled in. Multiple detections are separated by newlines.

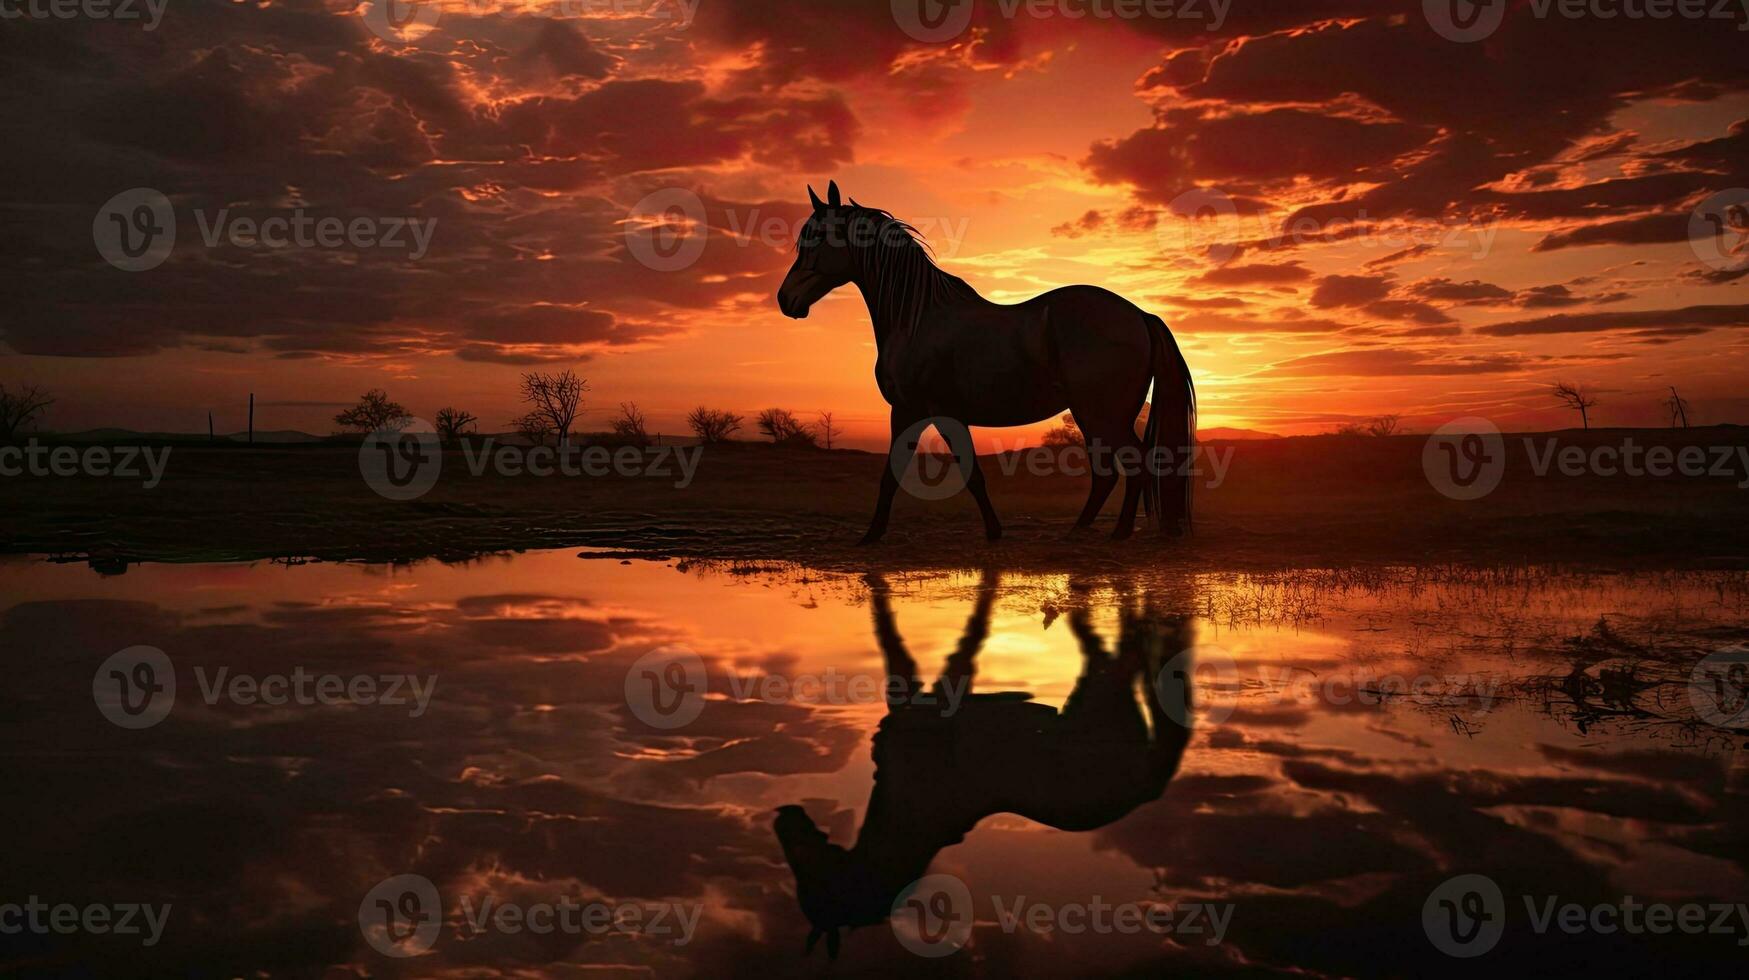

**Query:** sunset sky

left=5, top=0, right=1749, bottom=446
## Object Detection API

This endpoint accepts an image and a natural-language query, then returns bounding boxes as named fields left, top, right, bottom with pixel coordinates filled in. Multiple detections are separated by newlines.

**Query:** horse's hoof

left=1111, top=526, right=1135, bottom=541
left=857, top=532, right=884, bottom=546
left=984, top=526, right=1003, bottom=543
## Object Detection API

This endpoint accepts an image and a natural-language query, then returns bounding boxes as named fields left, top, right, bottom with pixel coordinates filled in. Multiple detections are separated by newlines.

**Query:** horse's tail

left=1143, top=314, right=1194, bottom=535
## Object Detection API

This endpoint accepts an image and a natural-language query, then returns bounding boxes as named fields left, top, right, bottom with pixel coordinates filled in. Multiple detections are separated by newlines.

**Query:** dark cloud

left=1477, top=303, right=1749, bottom=337
left=1188, top=260, right=1312, bottom=286
left=1311, top=274, right=1393, bottom=309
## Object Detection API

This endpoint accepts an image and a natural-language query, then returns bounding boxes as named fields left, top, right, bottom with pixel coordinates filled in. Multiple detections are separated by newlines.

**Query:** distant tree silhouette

left=334, top=389, right=410, bottom=434
left=512, top=411, right=553, bottom=446
left=1041, top=412, right=1080, bottom=446
left=1552, top=382, right=1598, bottom=429
left=687, top=406, right=743, bottom=443
left=816, top=411, right=842, bottom=450
left=1666, top=386, right=1691, bottom=428
left=0, top=383, right=53, bottom=442
left=519, top=369, right=587, bottom=445
left=435, top=407, right=477, bottom=445
left=611, top=402, right=650, bottom=446
left=757, top=407, right=816, bottom=445
left=1334, top=414, right=1401, bottom=437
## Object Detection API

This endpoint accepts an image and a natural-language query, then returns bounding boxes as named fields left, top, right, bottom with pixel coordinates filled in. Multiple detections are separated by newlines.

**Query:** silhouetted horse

left=776, top=181, right=1196, bottom=541
left=774, top=572, right=1193, bottom=959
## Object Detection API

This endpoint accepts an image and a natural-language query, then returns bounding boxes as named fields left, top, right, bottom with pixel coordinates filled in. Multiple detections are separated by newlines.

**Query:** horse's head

left=774, top=804, right=893, bottom=958
left=777, top=180, right=858, bottom=319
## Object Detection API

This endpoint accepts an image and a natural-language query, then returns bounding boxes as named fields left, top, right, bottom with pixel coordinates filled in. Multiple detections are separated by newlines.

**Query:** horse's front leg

left=859, top=406, right=925, bottom=545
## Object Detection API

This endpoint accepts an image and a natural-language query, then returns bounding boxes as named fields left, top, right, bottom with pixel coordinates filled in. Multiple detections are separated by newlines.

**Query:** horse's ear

left=807, top=185, right=824, bottom=211
left=827, top=180, right=841, bottom=207
left=805, top=928, right=824, bottom=955
left=826, top=927, right=842, bottom=960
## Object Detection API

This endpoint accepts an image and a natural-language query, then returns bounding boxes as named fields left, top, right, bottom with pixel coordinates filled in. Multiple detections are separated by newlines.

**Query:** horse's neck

left=847, top=774, right=983, bottom=893
left=853, top=245, right=979, bottom=351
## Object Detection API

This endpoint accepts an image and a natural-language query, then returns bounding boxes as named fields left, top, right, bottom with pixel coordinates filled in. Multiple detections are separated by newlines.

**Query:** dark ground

left=3, top=427, right=1748, bottom=573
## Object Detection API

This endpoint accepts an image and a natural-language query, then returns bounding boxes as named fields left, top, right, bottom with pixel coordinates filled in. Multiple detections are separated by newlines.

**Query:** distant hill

left=1200, top=426, right=1281, bottom=440
left=51, top=428, right=328, bottom=444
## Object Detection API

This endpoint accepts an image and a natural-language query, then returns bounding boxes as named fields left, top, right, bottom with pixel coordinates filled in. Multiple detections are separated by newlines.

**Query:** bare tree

left=334, top=389, right=411, bottom=434
left=1666, top=386, right=1692, bottom=428
left=757, top=407, right=815, bottom=445
left=815, top=410, right=842, bottom=450
left=511, top=411, right=553, bottom=446
left=610, top=402, right=650, bottom=446
left=0, top=383, right=53, bottom=442
left=1333, top=414, right=1401, bottom=437
left=1365, top=414, right=1402, bottom=437
left=1041, top=413, right=1081, bottom=447
left=519, top=369, right=587, bottom=445
left=687, top=406, right=743, bottom=444
left=435, top=407, right=478, bottom=445
left=1551, top=382, right=1598, bottom=429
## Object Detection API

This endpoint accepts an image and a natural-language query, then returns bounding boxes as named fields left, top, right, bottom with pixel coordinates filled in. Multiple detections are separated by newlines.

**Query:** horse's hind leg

left=1072, top=440, right=1119, bottom=532
left=1078, top=424, right=1148, bottom=539
left=964, top=454, right=1003, bottom=541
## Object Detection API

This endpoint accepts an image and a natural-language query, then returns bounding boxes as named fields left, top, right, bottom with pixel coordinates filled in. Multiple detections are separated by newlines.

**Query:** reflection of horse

left=774, top=571, right=1193, bottom=959
left=775, top=181, right=1196, bottom=542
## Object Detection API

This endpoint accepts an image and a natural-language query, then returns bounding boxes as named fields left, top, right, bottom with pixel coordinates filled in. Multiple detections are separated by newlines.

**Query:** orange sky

left=6, top=0, right=1749, bottom=447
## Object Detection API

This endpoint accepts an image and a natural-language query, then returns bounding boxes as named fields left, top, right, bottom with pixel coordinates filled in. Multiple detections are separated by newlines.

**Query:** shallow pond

left=2, top=552, right=1747, bottom=977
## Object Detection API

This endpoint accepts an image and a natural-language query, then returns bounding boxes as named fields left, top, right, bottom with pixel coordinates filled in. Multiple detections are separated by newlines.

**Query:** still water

left=2, top=552, right=1747, bottom=977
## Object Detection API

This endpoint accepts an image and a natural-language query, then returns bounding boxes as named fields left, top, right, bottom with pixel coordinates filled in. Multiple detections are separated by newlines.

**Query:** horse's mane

left=803, top=204, right=981, bottom=341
